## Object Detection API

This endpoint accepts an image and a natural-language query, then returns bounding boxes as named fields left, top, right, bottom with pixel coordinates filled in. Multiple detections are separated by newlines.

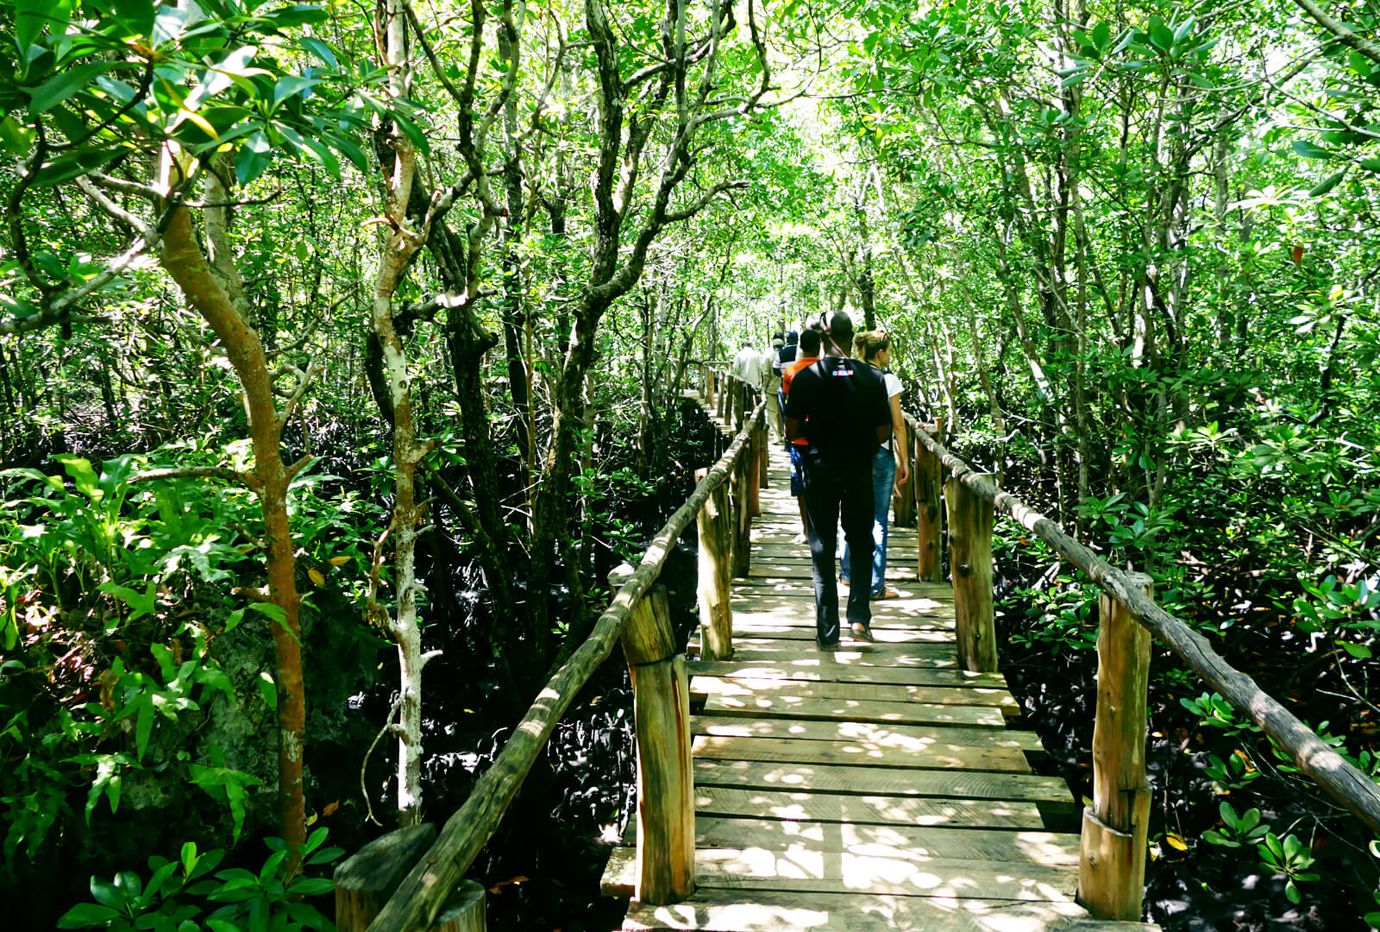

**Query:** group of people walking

left=737, top=312, right=907, bottom=651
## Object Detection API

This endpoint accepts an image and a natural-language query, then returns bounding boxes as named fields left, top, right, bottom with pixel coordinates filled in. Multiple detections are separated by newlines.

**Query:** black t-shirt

left=783, top=356, right=891, bottom=465
left=774, top=344, right=796, bottom=373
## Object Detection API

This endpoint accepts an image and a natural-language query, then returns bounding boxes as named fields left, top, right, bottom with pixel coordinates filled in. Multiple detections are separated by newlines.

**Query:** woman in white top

left=841, top=330, right=910, bottom=599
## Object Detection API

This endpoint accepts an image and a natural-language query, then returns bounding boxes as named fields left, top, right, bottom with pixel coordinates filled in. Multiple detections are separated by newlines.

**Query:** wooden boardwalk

left=604, top=418, right=1157, bottom=930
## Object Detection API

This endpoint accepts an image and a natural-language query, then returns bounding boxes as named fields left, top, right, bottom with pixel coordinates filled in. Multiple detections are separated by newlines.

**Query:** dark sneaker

left=816, top=640, right=839, bottom=652
left=850, top=623, right=876, bottom=642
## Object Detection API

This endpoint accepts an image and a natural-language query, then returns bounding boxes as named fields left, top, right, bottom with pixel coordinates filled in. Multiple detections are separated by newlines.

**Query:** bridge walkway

left=606, top=404, right=1158, bottom=930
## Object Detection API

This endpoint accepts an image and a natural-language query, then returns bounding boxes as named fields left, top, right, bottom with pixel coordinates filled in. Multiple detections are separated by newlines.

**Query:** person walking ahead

left=842, top=330, right=910, bottom=600
left=784, top=311, right=892, bottom=649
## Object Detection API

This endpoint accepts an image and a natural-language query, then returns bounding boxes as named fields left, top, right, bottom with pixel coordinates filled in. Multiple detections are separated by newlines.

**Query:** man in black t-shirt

left=783, top=311, right=891, bottom=649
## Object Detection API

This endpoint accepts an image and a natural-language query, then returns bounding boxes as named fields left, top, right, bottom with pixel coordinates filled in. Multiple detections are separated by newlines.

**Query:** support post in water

left=610, top=565, right=695, bottom=905
left=945, top=469, right=995, bottom=672
left=696, top=467, right=733, bottom=660
left=1079, top=571, right=1154, bottom=921
left=915, top=418, right=945, bottom=582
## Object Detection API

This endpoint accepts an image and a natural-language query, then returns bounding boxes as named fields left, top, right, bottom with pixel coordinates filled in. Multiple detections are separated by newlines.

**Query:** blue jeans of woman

left=841, top=446, right=896, bottom=597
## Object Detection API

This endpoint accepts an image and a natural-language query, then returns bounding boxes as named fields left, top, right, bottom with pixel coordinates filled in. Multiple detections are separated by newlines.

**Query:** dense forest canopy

left=1, top=0, right=1378, bottom=927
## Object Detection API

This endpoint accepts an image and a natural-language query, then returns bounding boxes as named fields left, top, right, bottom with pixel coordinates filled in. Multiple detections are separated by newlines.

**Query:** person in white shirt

left=841, top=330, right=910, bottom=600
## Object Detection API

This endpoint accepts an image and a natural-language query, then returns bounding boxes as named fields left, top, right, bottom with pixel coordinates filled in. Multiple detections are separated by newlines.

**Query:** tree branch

left=1290, top=0, right=1380, bottom=66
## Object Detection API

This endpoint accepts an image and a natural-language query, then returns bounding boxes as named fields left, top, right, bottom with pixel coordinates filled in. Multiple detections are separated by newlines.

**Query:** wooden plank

left=730, top=603, right=957, bottom=633
left=692, top=817, right=1080, bottom=865
left=604, top=844, right=1079, bottom=902
left=724, top=641, right=963, bottom=669
left=623, top=888, right=1094, bottom=931
left=693, top=675, right=1018, bottom=712
left=701, top=690, right=1009, bottom=726
left=691, top=786, right=1050, bottom=830
left=692, top=733, right=1032, bottom=773
left=734, top=578, right=953, bottom=599
left=688, top=659, right=1009, bottom=690
left=694, top=759, right=1074, bottom=805
left=692, top=715, right=1043, bottom=751
left=727, top=625, right=956, bottom=643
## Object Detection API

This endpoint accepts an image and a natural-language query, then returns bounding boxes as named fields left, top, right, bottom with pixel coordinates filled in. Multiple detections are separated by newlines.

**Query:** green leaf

left=1148, top=19, right=1175, bottom=54
left=1359, top=157, right=1380, bottom=173
left=235, top=130, right=274, bottom=185
left=1309, top=169, right=1346, bottom=197
left=390, top=108, right=430, bottom=155
left=257, top=671, right=278, bottom=710
left=32, top=147, right=127, bottom=186
left=299, top=37, right=338, bottom=69
left=1340, top=640, right=1372, bottom=658
left=55, top=455, right=101, bottom=500
left=56, top=903, right=122, bottom=929
left=16, top=0, right=77, bottom=58
left=290, top=877, right=334, bottom=896
left=0, top=115, right=33, bottom=155
left=89, top=877, right=125, bottom=910
left=1293, top=140, right=1333, bottom=160
left=1091, top=22, right=1111, bottom=51
left=27, top=62, right=112, bottom=116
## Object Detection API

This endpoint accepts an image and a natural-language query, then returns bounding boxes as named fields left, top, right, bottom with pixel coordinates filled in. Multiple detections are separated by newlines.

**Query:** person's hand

left=895, top=462, right=910, bottom=486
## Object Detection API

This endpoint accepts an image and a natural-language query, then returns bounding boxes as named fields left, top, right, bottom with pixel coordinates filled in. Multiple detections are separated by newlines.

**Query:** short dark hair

left=798, top=329, right=822, bottom=355
left=823, top=310, right=853, bottom=354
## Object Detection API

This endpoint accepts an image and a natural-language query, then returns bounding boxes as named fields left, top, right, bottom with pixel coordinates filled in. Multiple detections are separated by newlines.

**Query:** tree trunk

left=159, top=204, right=306, bottom=853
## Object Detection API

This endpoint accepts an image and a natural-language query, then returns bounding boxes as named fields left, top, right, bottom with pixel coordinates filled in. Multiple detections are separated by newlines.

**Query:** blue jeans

left=801, top=453, right=875, bottom=645
left=841, top=446, right=896, bottom=598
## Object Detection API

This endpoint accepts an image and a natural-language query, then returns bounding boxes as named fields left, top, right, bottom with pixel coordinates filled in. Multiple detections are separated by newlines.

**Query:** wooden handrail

left=364, top=387, right=766, bottom=931
left=907, top=418, right=1380, bottom=834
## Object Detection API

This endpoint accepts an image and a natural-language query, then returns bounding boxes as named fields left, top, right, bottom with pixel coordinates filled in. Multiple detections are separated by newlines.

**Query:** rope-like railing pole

left=366, top=398, right=766, bottom=931
left=910, top=422, right=1380, bottom=835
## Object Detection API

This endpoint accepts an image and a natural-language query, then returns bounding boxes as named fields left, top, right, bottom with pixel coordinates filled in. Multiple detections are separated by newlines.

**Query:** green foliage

left=0, top=449, right=278, bottom=870
left=56, top=829, right=341, bottom=931
left=1258, top=833, right=1320, bottom=904
left=1202, top=750, right=1260, bottom=794
left=1201, top=801, right=1270, bottom=848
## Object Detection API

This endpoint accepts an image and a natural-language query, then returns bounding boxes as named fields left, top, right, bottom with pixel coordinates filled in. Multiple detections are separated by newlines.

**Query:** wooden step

left=603, top=844, right=1079, bottom=901
left=692, top=715, right=1044, bottom=751
left=688, top=659, right=1009, bottom=690
left=693, top=675, right=1018, bottom=715
left=692, top=733, right=1033, bottom=773
left=694, top=759, right=1074, bottom=805
left=622, top=887, right=1102, bottom=931
left=690, top=785, right=1051, bottom=830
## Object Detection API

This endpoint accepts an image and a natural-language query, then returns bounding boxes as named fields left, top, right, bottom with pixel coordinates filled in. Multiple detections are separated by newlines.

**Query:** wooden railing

left=900, top=411, right=1380, bottom=921
left=335, top=365, right=768, bottom=931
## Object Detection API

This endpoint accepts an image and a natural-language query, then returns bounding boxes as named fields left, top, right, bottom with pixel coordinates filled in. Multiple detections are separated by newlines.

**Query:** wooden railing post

left=945, top=471, right=996, bottom=673
left=731, top=442, right=751, bottom=578
left=336, top=825, right=438, bottom=932
left=747, top=400, right=762, bottom=518
left=757, top=404, right=769, bottom=491
left=717, top=372, right=728, bottom=420
left=1080, top=572, right=1154, bottom=921
left=703, top=365, right=715, bottom=408
left=696, top=468, right=733, bottom=660
left=893, top=417, right=914, bottom=526
left=916, top=418, right=945, bottom=582
left=432, top=882, right=486, bottom=931
left=608, top=566, right=695, bottom=905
